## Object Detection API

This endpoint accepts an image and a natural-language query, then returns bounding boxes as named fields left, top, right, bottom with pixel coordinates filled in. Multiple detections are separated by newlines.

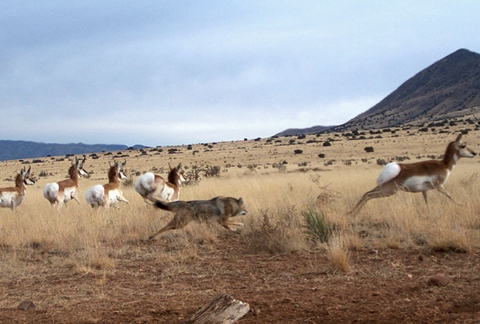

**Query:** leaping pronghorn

left=349, top=134, right=476, bottom=214
left=134, top=163, right=185, bottom=204
left=0, top=166, right=35, bottom=210
left=43, top=156, right=89, bottom=209
left=85, top=160, right=130, bottom=209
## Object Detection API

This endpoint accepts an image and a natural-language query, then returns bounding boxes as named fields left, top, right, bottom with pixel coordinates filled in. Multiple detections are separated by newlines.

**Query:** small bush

left=245, top=208, right=305, bottom=254
left=364, top=146, right=374, bottom=153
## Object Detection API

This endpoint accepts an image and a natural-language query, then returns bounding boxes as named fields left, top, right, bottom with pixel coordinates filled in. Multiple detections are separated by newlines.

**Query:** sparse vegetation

left=0, top=126, right=479, bottom=322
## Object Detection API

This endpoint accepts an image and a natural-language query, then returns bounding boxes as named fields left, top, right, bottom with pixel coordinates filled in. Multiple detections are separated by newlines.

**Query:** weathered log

left=181, top=293, right=250, bottom=324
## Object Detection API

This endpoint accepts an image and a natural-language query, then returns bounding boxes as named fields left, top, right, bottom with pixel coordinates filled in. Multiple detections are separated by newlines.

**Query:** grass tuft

left=302, top=209, right=334, bottom=243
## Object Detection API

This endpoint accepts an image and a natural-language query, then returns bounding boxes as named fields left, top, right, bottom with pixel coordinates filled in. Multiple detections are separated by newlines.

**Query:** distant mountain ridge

left=276, top=48, right=480, bottom=136
left=275, top=125, right=332, bottom=137
left=0, top=141, right=145, bottom=161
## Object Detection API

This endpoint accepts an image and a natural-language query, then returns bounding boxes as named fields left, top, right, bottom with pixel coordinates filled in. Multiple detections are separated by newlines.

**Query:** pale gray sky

left=1, top=1, right=479, bottom=147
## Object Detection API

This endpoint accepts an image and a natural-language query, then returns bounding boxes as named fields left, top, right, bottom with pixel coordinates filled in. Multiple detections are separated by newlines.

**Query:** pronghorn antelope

left=134, top=163, right=185, bottom=204
left=349, top=134, right=476, bottom=214
left=0, top=166, right=35, bottom=210
left=43, top=156, right=89, bottom=209
left=85, top=160, right=130, bottom=209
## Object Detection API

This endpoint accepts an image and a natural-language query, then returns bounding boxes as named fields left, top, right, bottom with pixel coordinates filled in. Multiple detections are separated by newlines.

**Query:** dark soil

left=1, top=233, right=480, bottom=323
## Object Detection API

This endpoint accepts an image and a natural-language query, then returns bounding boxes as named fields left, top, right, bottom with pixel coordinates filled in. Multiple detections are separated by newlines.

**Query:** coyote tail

left=154, top=199, right=179, bottom=211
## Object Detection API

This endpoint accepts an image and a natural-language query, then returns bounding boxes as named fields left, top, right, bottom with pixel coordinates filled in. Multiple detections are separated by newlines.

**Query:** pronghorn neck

left=442, top=141, right=460, bottom=171
left=167, top=169, right=180, bottom=188
left=14, top=173, right=26, bottom=192
left=68, top=165, right=80, bottom=184
left=107, top=166, right=119, bottom=183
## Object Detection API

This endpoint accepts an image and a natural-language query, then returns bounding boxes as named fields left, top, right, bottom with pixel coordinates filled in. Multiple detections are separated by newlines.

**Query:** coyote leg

left=220, top=217, right=245, bottom=230
left=149, top=211, right=191, bottom=240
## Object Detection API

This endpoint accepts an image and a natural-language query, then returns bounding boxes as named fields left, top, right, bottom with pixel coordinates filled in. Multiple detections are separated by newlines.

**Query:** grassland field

left=1, top=124, right=480, bottom=323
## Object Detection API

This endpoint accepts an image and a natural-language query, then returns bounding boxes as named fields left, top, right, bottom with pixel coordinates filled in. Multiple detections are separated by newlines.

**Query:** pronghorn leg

left=422, top=191, right=429, bottom=204
left=143, top=198, right=155, bottom=205
left=436, top=185, right=456, bottom=202
left=117, top=195, right=131, bottom=208
left=73, top=196, right=81, bottom=205
left=349, top=185, right=397, bottom=215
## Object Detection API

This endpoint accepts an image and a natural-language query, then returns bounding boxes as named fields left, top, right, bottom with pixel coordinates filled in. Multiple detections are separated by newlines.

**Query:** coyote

left=149, top=196, right=247, bottom=240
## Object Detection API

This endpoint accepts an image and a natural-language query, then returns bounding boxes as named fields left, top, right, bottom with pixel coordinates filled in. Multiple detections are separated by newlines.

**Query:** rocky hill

left=277, top=48, right=480, bottom=135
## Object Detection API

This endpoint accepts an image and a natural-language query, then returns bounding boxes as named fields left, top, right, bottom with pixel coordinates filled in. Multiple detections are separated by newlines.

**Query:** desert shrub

left=364, top=146, right=374, bottom=153
left=183, top=168, right=202, bottom=185
left=245, top=208, right=305, bottom=254
left=376, top=158, right=387, bottom=165
left=204, top=165, right=221, bottom=177
left=122, top=177, right=134, bottom=187
left=272, top=160, right=288, bottom=172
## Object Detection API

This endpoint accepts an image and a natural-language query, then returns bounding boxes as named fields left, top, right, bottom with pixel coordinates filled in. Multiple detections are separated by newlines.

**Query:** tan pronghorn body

left=349, top=134, right=476, bottom=214
left=0, top=166, right=35, bottom=210
left=134, top=163, right=185, bottom=204
left=85, top=160, right=130, bottom=209
left=43, top=157, right=89, bottom=209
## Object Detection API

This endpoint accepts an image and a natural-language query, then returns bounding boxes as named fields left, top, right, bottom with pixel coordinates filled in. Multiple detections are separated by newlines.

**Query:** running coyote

left=149, top=196, right=247, bottom=239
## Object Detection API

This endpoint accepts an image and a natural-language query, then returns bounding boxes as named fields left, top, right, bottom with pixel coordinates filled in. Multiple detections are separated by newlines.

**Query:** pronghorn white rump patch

left=134, top=172, right=155, bottom=196
left=376, top=162, right=401, bottom=186
left=85, top=184, right=105, bottom=207
left=43, top=182, right=60, bottom=201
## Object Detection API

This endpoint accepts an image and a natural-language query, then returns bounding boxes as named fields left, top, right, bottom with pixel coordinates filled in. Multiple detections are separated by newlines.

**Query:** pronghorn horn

left=177, top=163, right=182, bottom=169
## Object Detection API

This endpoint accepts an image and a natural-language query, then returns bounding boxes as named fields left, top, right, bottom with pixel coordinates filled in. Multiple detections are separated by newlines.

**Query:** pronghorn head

left=168, top=163, right=185, bottom=186
left=455, top=134, right=476, bottom=158
left=20, top=166, right=35, bottom=185
left=111, top=159, right=128, bottom=180
left=73, top=156, right=90, bottom=178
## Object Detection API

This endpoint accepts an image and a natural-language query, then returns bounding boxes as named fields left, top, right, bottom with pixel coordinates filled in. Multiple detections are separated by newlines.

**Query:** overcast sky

left=1, top=1, right=479, bottom=147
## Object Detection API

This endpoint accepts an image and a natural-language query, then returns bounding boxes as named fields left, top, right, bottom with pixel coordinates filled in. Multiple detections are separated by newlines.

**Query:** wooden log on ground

left=181, top=292, right=250, bottom=324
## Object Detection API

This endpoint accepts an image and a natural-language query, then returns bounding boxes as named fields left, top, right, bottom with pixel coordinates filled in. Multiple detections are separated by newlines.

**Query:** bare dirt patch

left=1, top=232, right=480, bottom=323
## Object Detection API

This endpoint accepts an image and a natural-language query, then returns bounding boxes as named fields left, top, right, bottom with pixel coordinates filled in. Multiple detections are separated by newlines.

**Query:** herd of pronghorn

left=0, top=133, right=477, bottom=222
left=0, top=158, right=185, bottom=212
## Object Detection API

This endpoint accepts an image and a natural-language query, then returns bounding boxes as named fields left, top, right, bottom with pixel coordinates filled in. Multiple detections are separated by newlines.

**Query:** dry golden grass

left=0, top=126, right=479, bottom=278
